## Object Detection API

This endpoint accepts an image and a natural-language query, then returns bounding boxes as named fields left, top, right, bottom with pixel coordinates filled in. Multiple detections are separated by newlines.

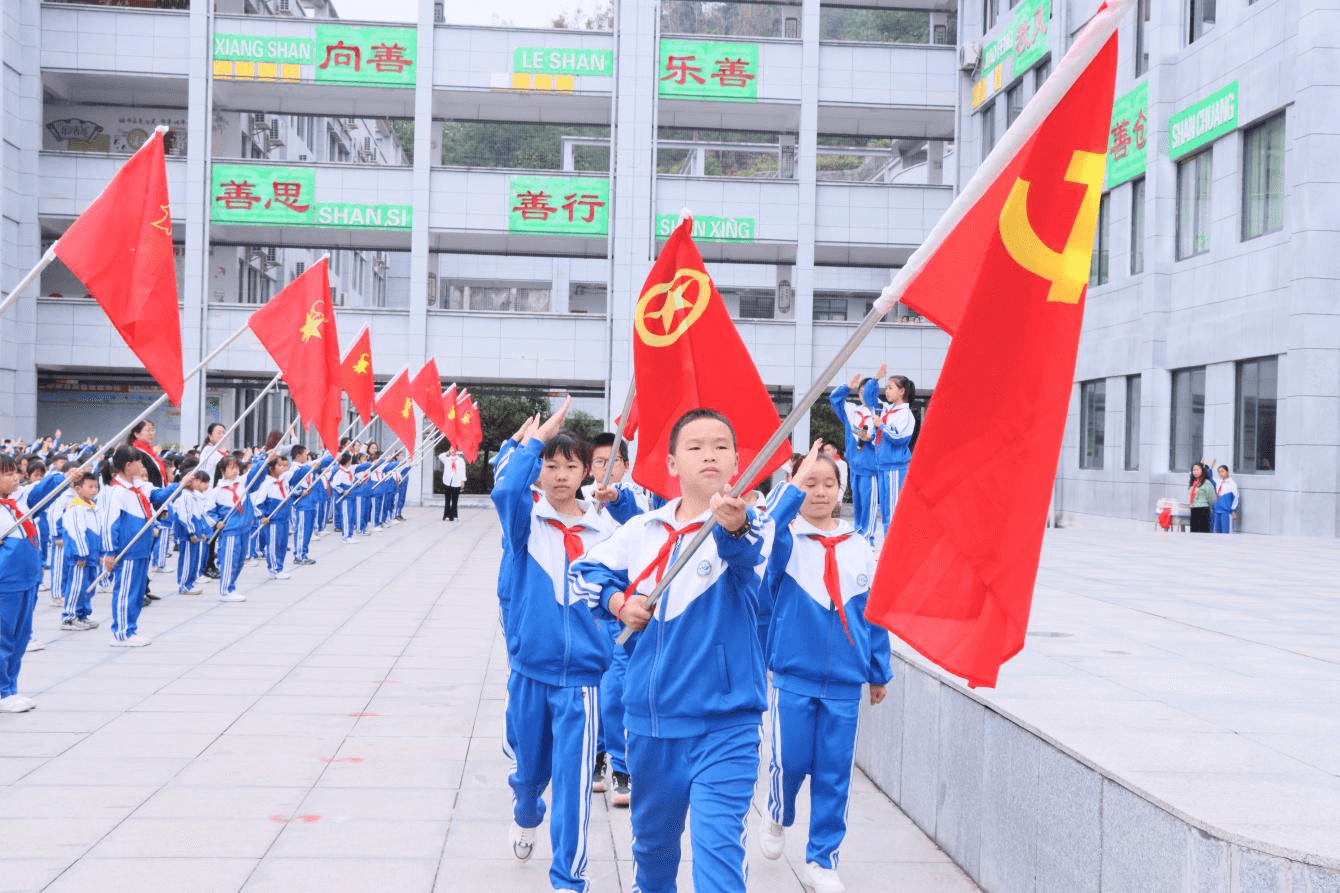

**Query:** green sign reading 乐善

left=210, top=164, right=411, bottom=230
left=971, top=0, right=1051, bottom=110
left=1169, top=81, right=1239, bottom=160
left=1106, top=81, right=1149, bottom=188
left=658, top=39, right=759, bottom=102
left=655, top=215, right=756, bottom=243
left=513, top=47, right=614, bottom=76
left=506, top=176, right=610, bottom=236
left=211, top=25, right=416, bottom=88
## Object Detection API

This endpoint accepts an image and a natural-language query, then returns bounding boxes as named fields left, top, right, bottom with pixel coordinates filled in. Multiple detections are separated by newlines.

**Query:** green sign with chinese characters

left=211, top=26, right=416, bottom=88
left=1106, top=81, right=1150, bottom=188
left=658, top=39, right=759, bottom=102
left=972, top=0, right=1051, bottom=109
left=506, top=176, right=609, bottom=236
left=655, top=215, right=755, bottom=243
left=513, top=47, right=614, bottom=76
left=1169, top=81, right=1238, bottom=160
left=211, top=164, right=411, bottom=230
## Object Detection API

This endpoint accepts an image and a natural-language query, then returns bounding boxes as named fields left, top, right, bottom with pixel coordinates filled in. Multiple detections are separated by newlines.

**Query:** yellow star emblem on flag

left=352, top=353, right=370, bottom=374
left=300, top=302, right=326, bottom=342
left=401, top=397, right=413, bottom=419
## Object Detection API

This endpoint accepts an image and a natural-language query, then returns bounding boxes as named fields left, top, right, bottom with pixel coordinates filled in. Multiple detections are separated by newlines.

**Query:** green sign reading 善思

left=513, top=47, right=614, bottom=76
left=1106, top=81, right=1150, bottom=188
left=211, top=25, right=416, bottom=88
left=210, top=164, right=411, bottom=230
left=655, top=215, right=755, bottom=243
left=972, top=0, right=1051, bottom=110
left=506, top=176, right=610, bottom=236
left=658, top=39, right=759, bottom=102
left=1169, top=81, right=1239, bottom=160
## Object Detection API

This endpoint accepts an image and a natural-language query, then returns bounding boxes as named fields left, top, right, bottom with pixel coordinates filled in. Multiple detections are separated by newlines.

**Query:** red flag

left=614, top=394, right=639, bottom=440
left=630, top=220, right=791, bottom=500
left=441, top=384, right=462, bottom=447
left=247, top=258, right=342, bottom=454
left=340, top=324, right=375, bottom=426
left=53, top=129, right=184, bottom=404
left=410, top=360, right=450, bottom=434
left=374, top=368, right=418, bottom=459
left=455, top=390, right=482, bottom=463
left=864, top=8, right=1122, bottom=689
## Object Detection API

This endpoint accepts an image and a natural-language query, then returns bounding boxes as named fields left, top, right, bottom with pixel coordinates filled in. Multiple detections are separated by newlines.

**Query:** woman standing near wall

left=1188, top=463, right=1216, bottom=533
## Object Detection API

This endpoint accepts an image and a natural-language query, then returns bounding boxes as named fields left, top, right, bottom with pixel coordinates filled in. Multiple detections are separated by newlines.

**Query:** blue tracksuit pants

left=507, top=672, right=598, bottom=892
left=176, top=537, right=204, bottom=593
left=627, top=723, right=762, bottom=893
left=1212, top=507, right=1233, bottom=533
left=597, top=620, right=630, bottom=775
left=263, top=520, right=289, bottom=574
left=61, top=558, right=96, bottom=622
left=293, top=509, right=316, bottom=560
left=338, top=497, right=360, bottom=541
left=872, top=466, right=907, bottom=537
left=766, top=687, right=861, bottom=870
left=850, top=471, right=876, bottom=544
left=110, top=557, right=148, bottom=641
left=217, top=531, right=247, bottom=597
left=49, top=540, right=65, bottom=601
left=0, top=584, right=38, bottom=697
left=152, top=523, right=171, bottom=570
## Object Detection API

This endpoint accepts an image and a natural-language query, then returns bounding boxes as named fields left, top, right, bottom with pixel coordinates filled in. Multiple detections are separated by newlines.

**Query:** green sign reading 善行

left=210, top=164, right=411, bottom=230
left=513, top=48, right=614, bottom=76
left=1106, top=81, right=1149, bottom=188
left=1169, top=81, right=1239, bottom=160
left=506, top=176, right=610, bottom=236
left=655, top=215, right=755, bottom=243
left=658, top=39, right=759, bottom=102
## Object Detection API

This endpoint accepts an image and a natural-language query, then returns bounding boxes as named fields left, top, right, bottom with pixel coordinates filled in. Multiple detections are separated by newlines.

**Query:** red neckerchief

left=115, top=479, right=153, bottom=519
left=133, top=440, right=167, bottom=483
left=0, top=498, right=38, bottom=543
left=223, top=481, right=243, bottom=509
left=805, top=533, right=856, bottom=645
left=277, top=479, right=286, bottom=499
left=543, top=518, right=588, bottom=563
left=624, top=520, right=705, bottom=600
left=1190, top=478, right=1207, bottom=505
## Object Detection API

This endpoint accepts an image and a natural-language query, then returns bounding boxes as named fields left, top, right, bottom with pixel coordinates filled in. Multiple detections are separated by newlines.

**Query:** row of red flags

left=41, top=1, right=1123, bottom=689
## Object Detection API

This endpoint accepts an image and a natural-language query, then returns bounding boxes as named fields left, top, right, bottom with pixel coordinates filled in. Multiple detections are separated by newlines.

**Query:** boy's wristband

left=726, top=521, right=751, bottom=539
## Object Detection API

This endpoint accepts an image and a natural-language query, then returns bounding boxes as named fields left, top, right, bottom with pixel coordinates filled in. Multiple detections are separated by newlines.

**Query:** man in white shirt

left=439, top=447, right=467, bottom=521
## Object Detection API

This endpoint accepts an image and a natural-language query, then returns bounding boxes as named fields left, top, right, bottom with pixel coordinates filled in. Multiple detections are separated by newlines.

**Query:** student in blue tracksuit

left=252, top=455, right=293, bottom=580
left=394, top=456, right=411, bottom=521
left=172, top=471, right=211, bottom=595
left=58, top=472, right=102, bottom=630
left=756, top=445, right=892, bottom=893
left=0, top=455, right=45, bottom=712
left=570, top=408, right=776, bottom=893
left=352, top=457, right=374, bottom=535
left=289, top=446, right=330, bottom=565
left=100, top=446, right=156, bottom=646
left=1213, top=465, right=1240, bottom=534
left=862, top=364, right=917, bottom=538
left=491, top=397, right=616, bottom=893
left=829, top=373, right=879, bottom=544
left=209, top=456, right=255, bottom=603
left=331, top=454, right=358, bottom=544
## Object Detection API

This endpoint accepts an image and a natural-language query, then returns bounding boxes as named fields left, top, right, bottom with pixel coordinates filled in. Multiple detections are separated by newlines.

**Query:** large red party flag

left=630, top=220, right=791, bottom=499
left=864, top=3, right=1125, bottom=689
left=374, top=368, right=418, bottom=459
left=54, top=128, right=184, bottom=404
left=248, top=258, right=343, bottom=454
left=454, top=390, right=482, bottom=463
left=340, top=324, right=375, bottom=426
left=410, top=359, right=450, bottom=434
left=441, top=384, right=462, bottom=446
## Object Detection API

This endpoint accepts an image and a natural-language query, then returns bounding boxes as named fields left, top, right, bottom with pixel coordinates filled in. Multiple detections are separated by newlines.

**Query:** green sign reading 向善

left=211, top=26, right=416, bottom=88
left=658, top=39, right=759, bottom=102
left=972, top=0, right=1051, bottom=110
left=513, top=47, right=614, bottom=76
left=210, top=164, right=411, bottom=230
left=1106, top=81, right=1150, bottom=188
left=506, top=176, right=610, bottom=236
left=1169, top=81, right=1239, bottom=160
left=655, top=215, right=756, bottom=243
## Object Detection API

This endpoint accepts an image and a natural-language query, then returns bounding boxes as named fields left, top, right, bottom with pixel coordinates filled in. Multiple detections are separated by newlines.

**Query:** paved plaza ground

left=0, top=504, right=978, bottom=893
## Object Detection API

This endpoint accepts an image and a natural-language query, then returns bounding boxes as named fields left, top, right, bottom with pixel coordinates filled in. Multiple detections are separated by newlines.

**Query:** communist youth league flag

left=247, top=257, right=343, bottom=454
left=455, top=390, right=482, bottom=464
left=374, top=368, right=418, bottom=459
left=341, top=324, right=375, bottom=426
left=630, top=219, right=791, bottom=499
left=864, top=3, right=1125, bottom=689
left=411, top=359, right=450, bottom=434
left=54, top=128, right=184, bottom=404
left=441, top=384, right=462, bottom=447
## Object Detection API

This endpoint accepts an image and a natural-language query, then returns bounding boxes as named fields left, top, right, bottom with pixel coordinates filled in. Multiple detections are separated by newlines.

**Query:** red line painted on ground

left=349, top=712, right=380, bottom=717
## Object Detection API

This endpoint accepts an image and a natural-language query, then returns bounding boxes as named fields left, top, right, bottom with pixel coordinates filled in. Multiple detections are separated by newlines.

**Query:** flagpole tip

left=154, top=125, right=170, bottom=135
left=678, top=207, right=693, bottom=224
left=873, top=283, right=901, bottom=315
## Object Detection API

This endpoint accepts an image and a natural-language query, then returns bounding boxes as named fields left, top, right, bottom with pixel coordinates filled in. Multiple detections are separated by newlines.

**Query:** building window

left=1080, top=379, right=1105, bottom=469
left=1188, top=0, right=1216, bottom=44
left=1135, top=0, right=1151, bottom=76
left=735, top=289, right=776, bottom=320
left=1130, top=177, right=1145, bottom=274
left=1090, top=192, right=1111, bottom=287
left=1125, top=374, right=1141, bottom=470
left=1242, top=113, right=1286, bottom=240
left=1176, top=150, right=1212, bottom=260
left=983, top=0, right=1000, bottom=32
left=1005, top=83, right=1023, bottom=128
left=981, top=101, right=996, bottom=162
left=1235, top=356, right=1278, bottom=473
left=812, top=296, right=848, bottom=322
left=1033, top=58, right=1051, bottom=92
left=1170, top=366, right=1206, bottom=473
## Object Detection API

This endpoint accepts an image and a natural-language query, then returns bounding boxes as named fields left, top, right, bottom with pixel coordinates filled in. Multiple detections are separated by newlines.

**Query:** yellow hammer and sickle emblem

left=352, top=353, right=370, bottom=374
left=401, top=397, right=412, bottom=419
left=998, top=150, right=1107, bottom=305
left=634, top=268, right=712, bottom=348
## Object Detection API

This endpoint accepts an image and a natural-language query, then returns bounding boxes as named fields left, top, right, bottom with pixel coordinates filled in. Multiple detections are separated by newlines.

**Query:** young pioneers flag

left=340, top=324, right=375, bottom=426
left=629, top=218, right=791, bottom=499
left=374, top=368, right=418, bottom=459
left=247, top=258, right=343, bottom=454
left=410, top=359, right=450, bottom=435
left=54, top=128, right=184, bottom=404
left=864, top=2, right=1126, bottom=688
left=441, top=384, right=461, bottom=447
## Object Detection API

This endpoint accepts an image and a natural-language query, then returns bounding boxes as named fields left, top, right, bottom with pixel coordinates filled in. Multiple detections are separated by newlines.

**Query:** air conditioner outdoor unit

left=960, top=40, right=982, bottom=73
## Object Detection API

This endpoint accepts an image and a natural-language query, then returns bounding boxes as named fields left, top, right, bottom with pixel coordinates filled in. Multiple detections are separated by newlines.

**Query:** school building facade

left=1, top=0, right=1336, bottom=536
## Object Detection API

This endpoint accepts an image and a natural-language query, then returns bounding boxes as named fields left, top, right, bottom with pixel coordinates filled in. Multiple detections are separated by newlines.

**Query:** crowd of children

left=490, top=367, right=914, bottom=893
left=0, top=427, right=416, bottom=714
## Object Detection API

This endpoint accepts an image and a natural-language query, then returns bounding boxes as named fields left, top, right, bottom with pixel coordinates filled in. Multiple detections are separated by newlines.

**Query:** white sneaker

left=759, top=820, right=785, bottom=860
left=219, top=592, right=247, bottom=603
left=25, top=639, right=44, bottom=653
left=269, top=572, right=291, bottom=580
left=509, top=822, right=536, bottom=861
left=0, top=694, right=36, bottom=713
left=804, top=862, right=845, bottom=893
left=110, top=635, right=152, bottom=648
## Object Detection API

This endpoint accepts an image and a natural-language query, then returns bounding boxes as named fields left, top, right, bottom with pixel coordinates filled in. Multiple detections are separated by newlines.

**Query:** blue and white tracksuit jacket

left=290, top=457, right=332, bottom=559
left=492, top=438, right=617, bottom=892
left=0, top=500, right=44, bottom=697
left=209, top=479, right=256, bottom=596
left=331, top=466, right=358, bottom=539
left=170, top=492, right=210, bottom=593
left=252, top=475, right=294, bottom=575
left=762, top=484, right=893, bottom=869
left=101, top=477, right=155, bottom=641
left=569, top=499, right=775, bottom=893
left=829, top=384, right=879, bottom=544
left=1212, top=479, right=1239, bottom=534
left=58, top=498, right=101, bottom=621
left=861, top=378, right=915, bottom=538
